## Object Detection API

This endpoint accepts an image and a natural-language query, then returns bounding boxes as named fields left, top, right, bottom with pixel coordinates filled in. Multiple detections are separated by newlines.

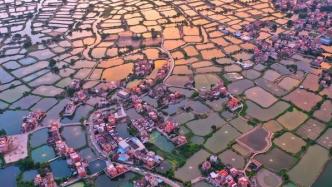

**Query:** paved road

left=129, top=166, right=181, bottom=187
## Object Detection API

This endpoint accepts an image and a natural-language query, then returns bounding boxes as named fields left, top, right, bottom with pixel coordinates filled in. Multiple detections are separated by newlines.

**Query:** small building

left=227, top=96, right=243, bottom=112
left=202, top=160, right=212, bottom=171
left=114, top=106, right=127, bottom=120
left=238, top=176, right=250, bottom=187
left=34, top=172, right=56, bottom=187
left=117, top=90, right=130, bottom=99
left=77, top=164, right=87, bottom=177
left=320, top=36, right=332, bottom=45
left=105, top=162, right=129, bottom=178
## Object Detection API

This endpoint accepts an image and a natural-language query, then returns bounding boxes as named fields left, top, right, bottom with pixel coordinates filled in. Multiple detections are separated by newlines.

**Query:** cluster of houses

left=310, top=56, right=325, bottom=68
left=89, top=82, right=185, bottom=171
left=129, top=63, right=169, bottom=96
left=274, top=0, right=332, bottom=33
left=64, top=89, right=89, bottom=117
left=156, top=120, right=187, bottom=147
left=112, top=137, right=163, bottom=170
left=88, top=80, right=120, bottom=99
left=200, top=156, right=251, bottom=187
left=63, top=79, right=108, bottom=117
left=133, top=60, right=154, bottom=77
left=148, top=85, right=184, bottom=107
left=90, top=100, right=176, bottom=171
left=105, top=161, right=129, bottom=179
left=131, top=118, right=155, bottom=143
left=131, top=95, right=159, bottom=120
left=242, top=17, right=324, bottom=63
left=207, top=168, right=251, bottom=187
left=156, top=64, right=169, bottom=81
left=235, top=59, right=254, bottom=69
left=67, top=79, right=120, bottom=110
left=133, top=174, right=163, bottom=187
left=199, top=81, right=243, bottom=112
left=131, top=95, right=188, bottom=146
left=246, top=0, right=332, bottom=63
left=130, top=79, right=154, bottom=96
left=34, top=171, right=56, bottom=187
left=21, top=111, right=46, bottom=133
left=91, top=109, right=124, bottom=154
left=47, top=121, right=88, bottom=178
left=218, top=26, right=252, bottom=42
left=199, top=81, right=228, bottom=100
left=319, top=69, right=332, bottom=87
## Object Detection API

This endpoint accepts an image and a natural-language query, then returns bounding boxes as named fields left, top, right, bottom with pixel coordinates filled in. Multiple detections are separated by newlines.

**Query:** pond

left=79, top=147, right=97, bottom=162
left=29, top=128, right=48, bottom=148
left=116, top=123, right=131, bottom=139
left=0, top=110, right=29, bottom=135
left=149, top=131, right=175, bottom=153
left=0, top=166, right=20, bottom=187
left=95, top=172, right=139, bottom=187
left=313, top=159, right=332, bottom=187
left=50, top=159, right=73, bottom=179
left=22, top=170, right=38, bottom=182
left=61, top=105, right=93, bottom=124
left=31, top=145, right=56, bottom=163
left=61, top=126, right=87, bottom=149
left=87, top=159, right=107, bottom=175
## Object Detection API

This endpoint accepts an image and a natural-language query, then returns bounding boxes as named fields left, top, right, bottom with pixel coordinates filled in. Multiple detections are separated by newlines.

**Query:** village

left=0, top=0, right=332, bottom=187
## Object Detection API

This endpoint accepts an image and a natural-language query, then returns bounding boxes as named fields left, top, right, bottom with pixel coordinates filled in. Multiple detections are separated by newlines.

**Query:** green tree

left=279, top=169, right=289, bottom=183
left=287, top=20, right=293, bottom=28
left=184, top=181, right=192, bottom=187
left=165, top=169, right=174, bottom=178
left=18, top=158, right=35, bottom=171
left=48, top=59, right=56, bottom=67
left=0, top=129, right=6, bottom=136
left=211, top=125, right=217, bottom=132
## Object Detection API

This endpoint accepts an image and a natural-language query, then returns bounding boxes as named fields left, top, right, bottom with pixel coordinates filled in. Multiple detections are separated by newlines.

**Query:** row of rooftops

left=21, top=111, right=46, bottom=133
left=105, top=161, right=129, bottom=178
left=34, top=172, right=56, bottom=187
left=134, top=173, right=163, bottom=187
left=319, top=69, right=332, bottom=87
left=47, top=121, right=88, bottom=179
left=199, top=81, right=243, bottom=112
left=200, top=156, right=252, bottom=187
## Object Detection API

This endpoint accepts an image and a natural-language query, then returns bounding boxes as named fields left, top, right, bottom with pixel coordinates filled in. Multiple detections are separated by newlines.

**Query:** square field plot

left=317, top=128, right=332, bottom=149
left=175, top=149, right=210, bottom=182
left=273, top=132, right=306, bottom=154
left=204, top=125, right=240, bottom=153
left=263, top=120, right=283, bottom=133
left=276, top=109, right=307, bottom=130
left=256, top=147, right=297, bottom=172
left=218, top=149, right=245, bottom=170
left=288, top=145, right=329, bottom=187
left=296, top=119, right=325, bottom=140
left=186, top=113, right=226, bottom=136
left=245, top=86, right=278, bottom=108
left=283, top=89, right=322, bottom=112
left=313, top=100, right=332, bottom=123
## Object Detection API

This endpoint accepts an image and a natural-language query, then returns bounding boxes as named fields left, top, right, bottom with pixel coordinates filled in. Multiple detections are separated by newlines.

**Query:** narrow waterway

left=15, top=0, right=46, bottom=44
left=82, top=15, right=102, bottom=61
